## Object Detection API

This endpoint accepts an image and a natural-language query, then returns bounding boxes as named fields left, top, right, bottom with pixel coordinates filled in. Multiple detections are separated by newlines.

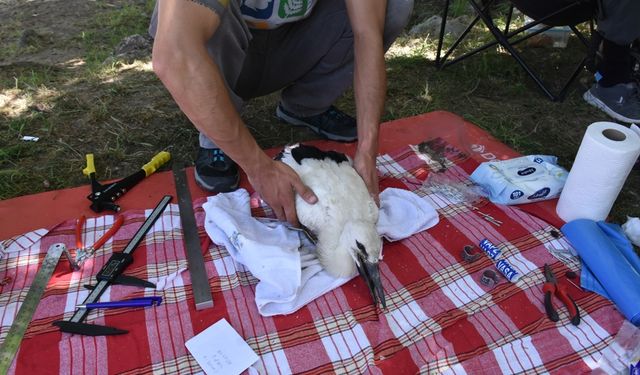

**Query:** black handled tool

left=84, top=152, right=170, bottom=213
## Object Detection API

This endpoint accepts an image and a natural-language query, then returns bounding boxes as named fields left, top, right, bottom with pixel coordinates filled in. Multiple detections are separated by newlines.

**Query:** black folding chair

left=435, top=0, right=596, bottom=101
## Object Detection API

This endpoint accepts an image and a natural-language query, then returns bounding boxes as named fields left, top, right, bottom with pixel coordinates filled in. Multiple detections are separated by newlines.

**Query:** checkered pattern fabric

left=0, top=138, right=625, bottom=374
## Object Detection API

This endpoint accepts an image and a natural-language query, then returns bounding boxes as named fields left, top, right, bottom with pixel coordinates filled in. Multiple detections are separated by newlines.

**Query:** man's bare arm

left=152, top=0, right=316, bottom=224
left=345, top=0, right=387, bottom=203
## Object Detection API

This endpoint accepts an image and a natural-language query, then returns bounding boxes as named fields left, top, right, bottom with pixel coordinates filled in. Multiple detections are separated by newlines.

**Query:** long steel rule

left=173, top=167, right=213, bottom=310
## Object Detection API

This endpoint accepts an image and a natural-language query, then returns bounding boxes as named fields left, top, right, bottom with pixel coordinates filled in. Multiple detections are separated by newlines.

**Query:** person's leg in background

left=583, top=0, right=640, bottom=124
left=235, top=0, right=414, bottom=142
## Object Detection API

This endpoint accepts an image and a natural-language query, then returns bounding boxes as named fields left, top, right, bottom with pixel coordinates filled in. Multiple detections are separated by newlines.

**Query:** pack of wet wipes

left=470, top=155, right=568, bottom=205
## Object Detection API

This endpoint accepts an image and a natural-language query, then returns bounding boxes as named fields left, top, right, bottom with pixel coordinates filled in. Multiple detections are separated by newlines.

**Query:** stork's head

left=340, top=221, right=386, bottom=309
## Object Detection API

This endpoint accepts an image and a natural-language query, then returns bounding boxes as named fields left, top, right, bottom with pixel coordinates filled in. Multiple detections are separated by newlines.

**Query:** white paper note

left=185, top=318, right=259, bottom=375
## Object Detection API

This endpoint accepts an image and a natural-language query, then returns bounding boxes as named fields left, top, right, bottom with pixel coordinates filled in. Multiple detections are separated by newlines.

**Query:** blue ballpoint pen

left=77, top=296, right=162, bottom=309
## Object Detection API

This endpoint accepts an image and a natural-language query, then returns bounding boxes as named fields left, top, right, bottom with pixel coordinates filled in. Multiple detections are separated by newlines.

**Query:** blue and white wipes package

left=469, top=155, right=568, bottom=205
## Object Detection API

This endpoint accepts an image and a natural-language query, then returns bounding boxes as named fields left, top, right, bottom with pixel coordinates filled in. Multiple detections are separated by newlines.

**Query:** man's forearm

left=346, top=0, right=387, bottom=158
left=353, top=33, right=385, bottom=157
left=153, top=43, right=271, bottom=176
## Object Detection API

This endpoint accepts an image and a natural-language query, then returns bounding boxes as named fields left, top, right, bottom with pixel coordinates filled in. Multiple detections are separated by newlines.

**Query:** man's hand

left=247, top=159, right=318, bottom=226
left=353, top=150, right=380, bottom=205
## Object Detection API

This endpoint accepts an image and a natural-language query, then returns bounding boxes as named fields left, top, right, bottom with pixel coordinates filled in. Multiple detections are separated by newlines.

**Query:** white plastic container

left=524, top=16, right=571, bottom=48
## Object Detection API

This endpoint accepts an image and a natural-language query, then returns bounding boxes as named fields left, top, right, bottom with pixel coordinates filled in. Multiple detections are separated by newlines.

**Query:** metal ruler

left=66, top=195, right=172, bottom=325
left=0, top=243, right=66, bottom=373
left=173, top=167, right=213, bottom=310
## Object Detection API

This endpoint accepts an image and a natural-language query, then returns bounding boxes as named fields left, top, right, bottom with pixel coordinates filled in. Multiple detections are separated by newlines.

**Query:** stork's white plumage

left=277, top=144, right=385, bottom=307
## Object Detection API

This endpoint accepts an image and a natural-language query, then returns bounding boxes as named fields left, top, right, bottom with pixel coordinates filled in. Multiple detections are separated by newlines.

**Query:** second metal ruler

left=173, top=167, right=213, bottom=310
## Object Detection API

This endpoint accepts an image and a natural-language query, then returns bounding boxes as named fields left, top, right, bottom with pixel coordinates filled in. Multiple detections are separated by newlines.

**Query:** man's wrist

left=241, top=149, right=273, bottom=177
left=356, top=128, right=379, bottom=159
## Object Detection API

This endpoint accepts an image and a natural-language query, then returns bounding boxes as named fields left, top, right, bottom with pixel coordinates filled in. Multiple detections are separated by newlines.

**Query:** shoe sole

left=583, top=90, right=640, bottom=124
left=193, top=169, right=240, bottom=193
left=276, top=106, right=357, bottom=143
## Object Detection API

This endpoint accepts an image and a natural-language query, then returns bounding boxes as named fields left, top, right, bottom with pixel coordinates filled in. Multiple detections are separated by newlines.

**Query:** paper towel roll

left=556, top=122, right=640, bottom=222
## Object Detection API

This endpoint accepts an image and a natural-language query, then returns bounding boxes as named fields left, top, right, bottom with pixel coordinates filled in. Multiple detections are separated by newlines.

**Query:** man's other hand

left=248, top=159, right=318, bottom=226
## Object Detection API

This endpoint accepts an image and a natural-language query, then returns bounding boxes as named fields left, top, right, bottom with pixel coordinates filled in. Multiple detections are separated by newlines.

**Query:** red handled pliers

left=73, top=215, right=124, bottom=268
left=543, top=263, right=580, bottom=326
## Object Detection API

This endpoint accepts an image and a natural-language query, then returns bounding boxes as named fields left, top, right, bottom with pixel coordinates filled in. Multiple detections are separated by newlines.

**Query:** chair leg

left=570, top=25, right=590, bottom=48
left=435, top=0, right=451, bottom=67
left=436, top=0, right=497, bottom=68
left=467, top=0, right=559, bottom=100
left=504, top=4, right=514, bottom=35
left=557, top=56, right=589, bottom=101
left=436, top=0, right=591, bottom=101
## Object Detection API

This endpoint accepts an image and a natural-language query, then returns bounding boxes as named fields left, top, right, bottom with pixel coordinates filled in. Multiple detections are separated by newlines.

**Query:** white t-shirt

left=240, top=0, right=317, bottom=29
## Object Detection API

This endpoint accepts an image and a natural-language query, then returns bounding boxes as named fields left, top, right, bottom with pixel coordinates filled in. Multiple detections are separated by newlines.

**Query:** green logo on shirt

left=279, top=0, right=308, bottom=18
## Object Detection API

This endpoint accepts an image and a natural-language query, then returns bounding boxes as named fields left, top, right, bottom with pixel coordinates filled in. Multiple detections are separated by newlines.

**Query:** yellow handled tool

left=84, top=151, right=171, bottom=213
left=142, top=151, right=171, bottom=176
left=83, top=154, right=96, bottom=177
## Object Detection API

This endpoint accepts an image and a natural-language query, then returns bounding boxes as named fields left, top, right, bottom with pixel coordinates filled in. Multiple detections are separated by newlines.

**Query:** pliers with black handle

left=83, top=151, right=171, bottom=213
left=543, top=263, right=581, bottom=326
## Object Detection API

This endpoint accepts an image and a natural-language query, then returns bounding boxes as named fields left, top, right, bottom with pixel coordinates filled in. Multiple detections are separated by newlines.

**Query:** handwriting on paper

left=185, top=318, right=259, bottom=375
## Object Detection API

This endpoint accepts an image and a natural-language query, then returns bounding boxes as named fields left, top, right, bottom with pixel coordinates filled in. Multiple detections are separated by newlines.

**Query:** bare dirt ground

left=1, top=0, right=638, bottom=223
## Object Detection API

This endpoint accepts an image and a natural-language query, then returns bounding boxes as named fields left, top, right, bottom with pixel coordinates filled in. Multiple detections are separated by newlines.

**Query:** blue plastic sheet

left=562, top=219, right=640, bottom=326
left=581, top=266, right=610, bottom=300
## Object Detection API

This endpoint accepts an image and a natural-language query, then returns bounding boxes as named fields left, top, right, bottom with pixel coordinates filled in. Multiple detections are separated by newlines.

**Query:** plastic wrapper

left=469, top=155, right=568, bottom=205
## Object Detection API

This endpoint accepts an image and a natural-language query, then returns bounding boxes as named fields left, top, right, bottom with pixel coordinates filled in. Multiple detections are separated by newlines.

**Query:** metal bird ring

left=480, top=269, right=499, bottom=287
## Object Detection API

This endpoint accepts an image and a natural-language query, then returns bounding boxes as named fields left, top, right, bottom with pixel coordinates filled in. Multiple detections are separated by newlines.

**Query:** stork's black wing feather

left=290, top=144, right=349, bottom=165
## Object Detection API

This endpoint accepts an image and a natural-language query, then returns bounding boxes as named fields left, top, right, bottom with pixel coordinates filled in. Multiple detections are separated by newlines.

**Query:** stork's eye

left=355, top=240, right=367, bottom=256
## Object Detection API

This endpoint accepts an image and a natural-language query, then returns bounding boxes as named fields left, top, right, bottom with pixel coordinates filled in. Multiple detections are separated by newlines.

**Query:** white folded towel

left=378, top=188, right=439, bottom=241
left=202, top=187, right=438, bottom=316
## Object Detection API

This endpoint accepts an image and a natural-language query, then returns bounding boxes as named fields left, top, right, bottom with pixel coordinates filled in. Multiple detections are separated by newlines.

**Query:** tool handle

left=543, top=283, right=559, bottom=322
left=85, top=299, right=154, bottom=309
left=556, top=284, right=581, bottom=326
left=92, top=215, right=125, bottom=251
left=83, top=154, right=96, bottom=177
left=142, top=151, right=171, bottom=177
left=76, top=215, right=86, bottom=249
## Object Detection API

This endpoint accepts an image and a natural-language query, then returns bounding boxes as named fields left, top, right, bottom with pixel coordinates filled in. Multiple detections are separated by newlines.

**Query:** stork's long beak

left=356, top=260, right=386, bottom=309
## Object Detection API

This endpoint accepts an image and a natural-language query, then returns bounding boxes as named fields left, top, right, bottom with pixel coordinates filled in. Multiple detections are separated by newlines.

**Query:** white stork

left=277, top=144, right=385, bottom=308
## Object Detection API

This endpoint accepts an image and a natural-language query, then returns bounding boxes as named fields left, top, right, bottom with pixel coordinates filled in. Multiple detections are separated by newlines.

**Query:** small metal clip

left=480, top=269, right=499, bottom=287
left=462, top=245, right=482, bottom=263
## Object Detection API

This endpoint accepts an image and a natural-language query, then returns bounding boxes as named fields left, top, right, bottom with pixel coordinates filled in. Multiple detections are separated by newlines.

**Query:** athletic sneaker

left=583, top=82, right=640, bottom=124
left=276, top=104, right=358, bottom=142
left=194, top=148, right=239, bottom=193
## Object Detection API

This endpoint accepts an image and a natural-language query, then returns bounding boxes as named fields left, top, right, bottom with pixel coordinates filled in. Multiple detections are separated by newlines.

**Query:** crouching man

left=150, top=0, right=413, bottom=225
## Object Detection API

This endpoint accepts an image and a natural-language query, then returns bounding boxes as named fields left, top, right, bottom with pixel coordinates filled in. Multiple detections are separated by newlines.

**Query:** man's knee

left=384, top=0, right=414, bottom=48
left=598, top=0, right=640, bottom=45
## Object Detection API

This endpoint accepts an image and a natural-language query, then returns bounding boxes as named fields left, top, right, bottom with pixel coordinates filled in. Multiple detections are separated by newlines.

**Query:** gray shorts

left=597, top=0, right=640, bottom=45
left=150, top=0, right=414, bottom=148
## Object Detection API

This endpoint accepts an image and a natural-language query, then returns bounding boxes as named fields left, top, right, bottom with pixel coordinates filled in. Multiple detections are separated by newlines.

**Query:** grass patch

left=449, top=0, right=469, bottom=18
left=80, top=0, right=154, bottom=69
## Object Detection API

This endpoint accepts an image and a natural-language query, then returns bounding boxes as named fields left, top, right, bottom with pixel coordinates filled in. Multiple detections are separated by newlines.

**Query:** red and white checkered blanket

left=0, top=139, right=625, bottom=374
